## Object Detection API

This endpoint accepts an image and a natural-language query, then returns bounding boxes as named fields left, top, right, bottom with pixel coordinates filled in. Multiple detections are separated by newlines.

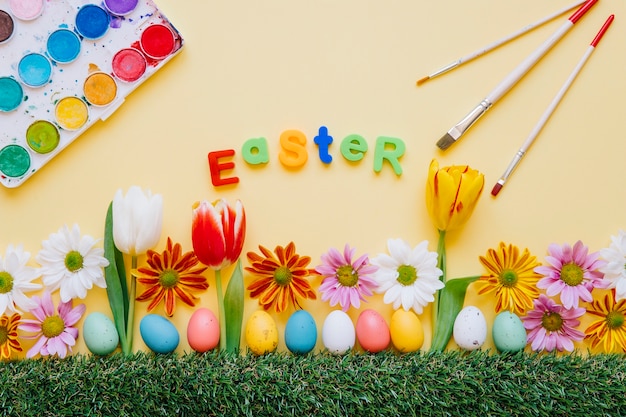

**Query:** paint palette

left=0, top=0, right=183, bottom=188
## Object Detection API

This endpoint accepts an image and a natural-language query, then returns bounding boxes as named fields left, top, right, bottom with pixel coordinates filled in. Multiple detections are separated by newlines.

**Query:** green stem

left=433, top=229, right=446, bottom=332
left=125, top=255, right=137, bottom=355
left=436, top=229, right=447, bottom=285
left=215, top=269, right=227, bottom=351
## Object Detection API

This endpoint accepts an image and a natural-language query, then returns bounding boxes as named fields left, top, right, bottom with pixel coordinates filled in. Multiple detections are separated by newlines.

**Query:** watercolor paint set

left=0, top=0, right=183, bottom=188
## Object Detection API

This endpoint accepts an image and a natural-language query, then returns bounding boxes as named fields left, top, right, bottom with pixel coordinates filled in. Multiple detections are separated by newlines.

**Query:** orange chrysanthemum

left=476, top=242, right=541, bottom=315
left=585, top=290, right=626, bottom=353
left=135, top=237, right=209, bottom=317
left=0, top=313, right=22, bottom=360
left=245, top=242, right=317, bottom=313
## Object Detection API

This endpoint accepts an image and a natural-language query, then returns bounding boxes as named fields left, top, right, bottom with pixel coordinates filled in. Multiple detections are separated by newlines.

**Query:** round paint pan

left=9, top=0, right=44, bottom=21
left=0, top=76, right=23, bottom=112
left=0, top=10, right=15, bottom=44
left=26, top=120, right=60, bottom=154
left=112, top=48, right=147, bottom=82
left=103, top=0, right=139, bottom=16
left=75, top=4, right=110, bottom=40
left=140, top=24, right=175, bottom=60
left=0, top=145, right=31, bottom=178
left=83, top=72, right=118, bottom=106
left=18, top=53, right=52, bottom=87
left=47, top=29, right=81, bottom=64
left=55, top=97, right=89, bottom=131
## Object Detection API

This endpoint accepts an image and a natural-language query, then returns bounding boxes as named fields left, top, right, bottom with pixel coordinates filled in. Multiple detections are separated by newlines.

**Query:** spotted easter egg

left=284, top=310, right=317, bottom=355
left=187, top=308, right=220, bottom=353
left=453, top=306, right=487, bottom=351
left=356, top=309, right=390, bottom=353
left=245, top=310, right=279, bottom=355
left=140, top=314, right=180, bottom=354
left=322, top=310, right=355, bottom=355
left=389, top=309, right=424, bottom=353
left=492, top=311, right=528, bottom=353
left=82, top=312, right=119, bottom=356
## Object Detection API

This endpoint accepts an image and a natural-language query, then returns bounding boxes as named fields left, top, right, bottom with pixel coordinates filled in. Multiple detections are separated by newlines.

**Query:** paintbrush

left=435, top=0, right=598, bottom=151
left=491, top=14, right=614, bottom=197
left=416, top=0, right=586, bottom=86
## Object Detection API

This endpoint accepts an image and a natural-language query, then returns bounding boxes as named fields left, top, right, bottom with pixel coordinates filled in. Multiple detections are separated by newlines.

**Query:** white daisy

left=37, top=224, right=109, bottom=302
left=599, top=230, right=626, bottom=301
left=371, top=238, right=444, bottom=314
left=0, top=244, right=41, bottom=315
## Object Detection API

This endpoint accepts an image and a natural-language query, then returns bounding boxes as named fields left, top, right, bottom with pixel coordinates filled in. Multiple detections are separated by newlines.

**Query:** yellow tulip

left=425, top=159, right=484, bottom=232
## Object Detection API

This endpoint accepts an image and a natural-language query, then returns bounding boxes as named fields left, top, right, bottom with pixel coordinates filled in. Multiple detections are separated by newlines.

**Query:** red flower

left=135, top=238, right=209, bottom=317
left=246, top=242, right=317, bottom=313
left=192, top=199, right=246, bottom=270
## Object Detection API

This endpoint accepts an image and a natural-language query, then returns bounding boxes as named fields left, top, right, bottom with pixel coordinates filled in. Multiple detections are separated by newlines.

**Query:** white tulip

left=112, top=186, right=163, bottom=255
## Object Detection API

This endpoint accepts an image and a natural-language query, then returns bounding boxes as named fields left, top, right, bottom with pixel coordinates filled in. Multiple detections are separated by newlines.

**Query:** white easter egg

left=453, top=306, right=487, bottom=351
left=322, top=310, right=355, bottom=354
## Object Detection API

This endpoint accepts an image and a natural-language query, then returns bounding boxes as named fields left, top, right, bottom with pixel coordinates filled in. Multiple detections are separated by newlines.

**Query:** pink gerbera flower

left=522, top=294, right=585, bottom=352
left=315, top=244, right=378, bottom=312
left=535, top=240, right=607, bottom=309
left=18, top=291, right=85, bottom=359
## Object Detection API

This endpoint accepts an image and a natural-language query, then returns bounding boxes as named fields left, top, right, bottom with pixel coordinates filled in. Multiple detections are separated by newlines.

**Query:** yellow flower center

left=336, top=265, right=358, bottom=287
left=397, top=265, right=417, bottom=286
left=606, top=311, right=625, bottom=330
left=42, top=315, right=65, bottom=338
left=65, top=250, right=84, bottom=272
left=159, top=269, right=179, bottom=288
left=0, top=272, right=14, bottom=294
left=560, top=263, right=583, bottom=286
left=499, top=269, right=518, bottom=287
left=541, top=312, right=563, bottom=332
left=0, top=325, right=8, bottom=345
left=274, top=266, right=293, bottom=286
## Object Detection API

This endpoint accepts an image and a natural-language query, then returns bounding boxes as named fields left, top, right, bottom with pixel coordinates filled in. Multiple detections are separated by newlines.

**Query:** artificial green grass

left=0, top=350, right=624, bottom=416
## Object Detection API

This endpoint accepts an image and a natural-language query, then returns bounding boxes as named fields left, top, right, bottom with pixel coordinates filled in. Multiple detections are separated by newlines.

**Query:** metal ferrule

left=447, top=99, right=493, bottom=139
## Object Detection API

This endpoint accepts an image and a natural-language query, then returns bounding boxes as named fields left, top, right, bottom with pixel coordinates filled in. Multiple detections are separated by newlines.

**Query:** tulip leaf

left=223, top=259, right=244, bottom=353
left=430, top=275, right=479, bottom=352
left=104, top=202, right=129, bottom=353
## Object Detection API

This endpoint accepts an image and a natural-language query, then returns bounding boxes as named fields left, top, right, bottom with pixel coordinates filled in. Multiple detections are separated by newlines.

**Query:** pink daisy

left=18, top=291, right=86, bottom=359
left=535, top=240, right=608, bottom=309
left=315, top=244, right=378, bottom=312
left=522, top=294, right=585, bottom=352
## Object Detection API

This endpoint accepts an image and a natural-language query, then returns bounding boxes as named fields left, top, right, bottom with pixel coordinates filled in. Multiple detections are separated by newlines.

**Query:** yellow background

left=1, top=0, right=625, bottom=356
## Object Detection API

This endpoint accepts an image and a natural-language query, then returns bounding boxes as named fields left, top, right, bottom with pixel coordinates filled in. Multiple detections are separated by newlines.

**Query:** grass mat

left=0, top=350, right=624, bottom=416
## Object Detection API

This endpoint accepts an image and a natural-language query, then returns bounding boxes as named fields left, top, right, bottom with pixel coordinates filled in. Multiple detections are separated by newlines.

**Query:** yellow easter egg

left=245, top=310, right=279, bottom=355
left=389, top=309, right=424, bottom=353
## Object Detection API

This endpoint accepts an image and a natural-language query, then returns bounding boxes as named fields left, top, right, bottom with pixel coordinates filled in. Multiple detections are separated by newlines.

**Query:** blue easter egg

left=140, top=314, right=180, bottom=354
left=284, top=310, right=317, bottom=354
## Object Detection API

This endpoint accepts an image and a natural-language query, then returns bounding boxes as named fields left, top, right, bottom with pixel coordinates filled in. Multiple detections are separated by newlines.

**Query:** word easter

left=208, top=126, right=406, bottom=186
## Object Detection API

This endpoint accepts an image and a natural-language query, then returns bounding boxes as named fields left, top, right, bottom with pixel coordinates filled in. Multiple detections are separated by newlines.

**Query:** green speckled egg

left=83, top=312, right=119, bottom=356
left=492, top=311, right=527, bottom=353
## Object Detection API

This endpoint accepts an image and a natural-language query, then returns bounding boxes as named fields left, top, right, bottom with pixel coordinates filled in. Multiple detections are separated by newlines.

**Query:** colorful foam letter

left=314, top=126, right=333, bottom=164
left=242, top=137, right=270, bottom=165
left=373, top=137, right=405, bottom=176
left=208, top=149, right=239, bottom=187
left=340, top=134, right=368, bottom=162
left=278, top=129, right=308, bottom=168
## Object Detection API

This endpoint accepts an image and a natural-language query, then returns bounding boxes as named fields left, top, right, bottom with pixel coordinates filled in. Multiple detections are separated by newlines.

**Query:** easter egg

left=82, top=312, right=119, bottom=356
left=355, top=309, right=390, bottom=353
left=187, top=308, right=220, bottom=353
left=389, top=309, right=424, bottom=353
left=140, top=314, right=180, bottom=354
left=492, top=311, right=528, bottom=353
left=284, top=310, right=317, bottom=355
left=245, top=310, right=279, bottom=355
left=322, top=310, right=355, bottom=355
left=453, top=306, right=487, bottom=351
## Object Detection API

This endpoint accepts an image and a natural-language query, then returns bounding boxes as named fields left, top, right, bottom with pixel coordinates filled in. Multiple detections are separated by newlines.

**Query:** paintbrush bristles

left=416, top=76, right=430, bottom=86
left=436, top=133, right=456, bottom=150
